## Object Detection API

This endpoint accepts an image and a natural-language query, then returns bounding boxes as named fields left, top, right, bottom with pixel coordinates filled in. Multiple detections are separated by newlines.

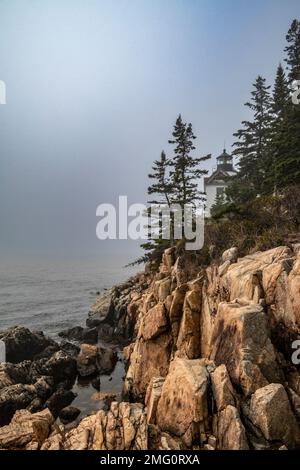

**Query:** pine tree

left=168, top=115, right=210, bottom=207
left=229, top=76, right=272, bottom=202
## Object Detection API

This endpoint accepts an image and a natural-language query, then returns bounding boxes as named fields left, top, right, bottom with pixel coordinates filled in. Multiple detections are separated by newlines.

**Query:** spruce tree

left=266, top=64, right=290, bottom=193
left=229, top=75, right=272, bottom=202
left=168, top=115, right=210, bottom=207
left=274, top=19, right=300, bottom=188
left=285, top=19, right=300, bottom=83
left=147, top=150, right=172, bottom=206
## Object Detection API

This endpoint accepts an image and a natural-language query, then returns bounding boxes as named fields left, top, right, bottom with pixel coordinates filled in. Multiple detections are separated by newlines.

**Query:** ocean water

left=0, top=255, right=138, bottom=418
left=0, top=255, right=138, bottom=338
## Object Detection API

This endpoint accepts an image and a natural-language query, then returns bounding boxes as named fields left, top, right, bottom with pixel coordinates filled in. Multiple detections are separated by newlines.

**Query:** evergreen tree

left=266, top=64, right=290, bottom=193
left=285, top=19, right=300, bottom=83
left=272, top=64, right=290, bottom=120
left=147, top=150, right=172, bottom=206
left=168, top=115, right=210, bottom=207
left=273, top=19, right=300, bottom=187
left=229, top=76, right=272, bottom=202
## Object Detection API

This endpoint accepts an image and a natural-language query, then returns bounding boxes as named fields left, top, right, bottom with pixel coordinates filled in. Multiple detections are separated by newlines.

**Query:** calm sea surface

left=0, top=255, right=138, bottom=417
left=0, top=255, right=137, bottom=338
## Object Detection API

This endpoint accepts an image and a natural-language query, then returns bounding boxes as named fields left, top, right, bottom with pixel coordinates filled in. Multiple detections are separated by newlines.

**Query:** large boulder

left=0, top=327, right=58, bottom=363
left=249, top=383, right=300, bottom=448
left=59, top=405, right=81, bottom=424
left=77, top=344, right=117, bottom=377
left=39, top=350, right=77, bottom=384
left=156, top=358, right=209, bottom=447
left=0, top=408, right=54, bottom=450
left=210, top=301, right=283, bottom=396
left=0, top=383, right=38, bottom=426
left=123, top=333, right=172, bottom=400
left=63, top=401, right=147, bottom=450
left=87, top=289, right=114, bottom=327
left=140, top=303, right=168, bottom=340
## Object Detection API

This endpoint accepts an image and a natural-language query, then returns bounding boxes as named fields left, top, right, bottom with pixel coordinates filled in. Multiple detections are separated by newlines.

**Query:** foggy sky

left=0, top=0, right=299, bottom=259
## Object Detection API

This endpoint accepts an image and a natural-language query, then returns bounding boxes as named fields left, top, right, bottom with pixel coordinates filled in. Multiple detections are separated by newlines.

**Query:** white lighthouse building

left=204, top=149, right=236, bottom=217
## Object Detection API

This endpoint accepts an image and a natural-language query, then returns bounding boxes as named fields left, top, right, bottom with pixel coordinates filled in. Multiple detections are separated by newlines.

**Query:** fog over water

left=1, top=0, right=299, bottom=259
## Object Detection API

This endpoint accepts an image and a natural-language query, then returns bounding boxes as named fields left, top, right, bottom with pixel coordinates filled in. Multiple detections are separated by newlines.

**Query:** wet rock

left=0, top=327, right=58, bottom=363
left=77, top=343, right=117, bottom=377
left=0, top=361, right=31, bottom=389
left=30, top=350, right=77, bottom=385
left=45, top=388, right=77, bottom=418
left=59, top=340, right=80, bottom=357
left=59, top=405, right=81, bottom=424
left=58, top=326, right=98, bottom=344
left=0, top=383, right=38, bottom=426
left=249, top=383, right=300, bottom=448
left=91, top=376, right=101, bottom=391
left=98, top=346, right=118, bottom=374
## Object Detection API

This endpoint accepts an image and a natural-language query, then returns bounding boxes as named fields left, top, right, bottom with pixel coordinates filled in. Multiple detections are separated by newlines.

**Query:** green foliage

left=228, top=19, right=300, bottom=204
left=230, top=75, right=272, bottom=200
left=168, top=115, right=211, bottom=206
left=132, top=115, right=210, bottom=265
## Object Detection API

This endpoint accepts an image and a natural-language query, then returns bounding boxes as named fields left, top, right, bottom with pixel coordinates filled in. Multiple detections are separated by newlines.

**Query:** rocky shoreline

left=1, top=245, right=300, bottom=450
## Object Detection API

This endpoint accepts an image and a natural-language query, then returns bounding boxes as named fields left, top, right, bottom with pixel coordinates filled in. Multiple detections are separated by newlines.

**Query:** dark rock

left=29, top=351, right=77, bottom=385
left=26, top=397, right=43, bottom=413
left=0, top=361, right=32, bottom=387
left=77, top=344, right=117, bottom=377
left=91, top=376, right=101, bottom=391
left=59, top=326, right=98, bottom=344
left=60, top=340, right=80, bottom=357
left=33, top=344, right=60, bottom=360
left=0, top=383, right=37, bottom=426
left=33, top=376, right=54, bottom=400
left=98, top=346, right=118, bottom=374
left=45, top=388, right=77, bottom=418
left=59, top=405, right=81, bottom=424
left=0, top=326, right=58, bottom=363
left=77, top=344, right=99, bottom=377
